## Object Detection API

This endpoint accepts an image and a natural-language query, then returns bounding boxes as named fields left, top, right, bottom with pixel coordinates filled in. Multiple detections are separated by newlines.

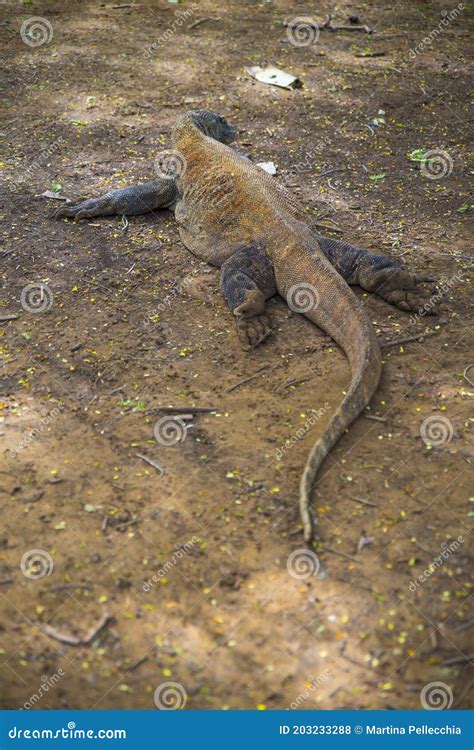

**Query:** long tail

left=299, top=295, right=381, bottom=543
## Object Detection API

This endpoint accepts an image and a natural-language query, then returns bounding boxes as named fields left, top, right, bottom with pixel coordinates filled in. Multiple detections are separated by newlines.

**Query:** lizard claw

left=54, top=197, right=113, bottom=220
left=236, top=314, right=272, bottom=350
left=234, top=289, right=271, bottom=349
left=377, top=269, right=441, bottom=315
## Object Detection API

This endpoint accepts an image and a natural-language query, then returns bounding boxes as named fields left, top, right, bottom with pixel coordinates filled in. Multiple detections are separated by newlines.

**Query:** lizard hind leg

left=220, top=242, right=276, bottom=350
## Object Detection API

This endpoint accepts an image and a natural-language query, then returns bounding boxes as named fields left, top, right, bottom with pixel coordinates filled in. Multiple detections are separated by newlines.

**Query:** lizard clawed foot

left=54, top=197, right=114, bottom=220
left=234, top=290, right=272, bottom=350
left=376, top=269, right=441, bottom=314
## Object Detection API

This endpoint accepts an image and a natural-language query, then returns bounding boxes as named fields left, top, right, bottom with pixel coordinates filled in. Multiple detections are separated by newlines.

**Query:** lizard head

left=189, top=110, right=236, bottom=144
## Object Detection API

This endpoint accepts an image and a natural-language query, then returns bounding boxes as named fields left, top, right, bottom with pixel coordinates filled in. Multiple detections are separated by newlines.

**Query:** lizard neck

left=171, top=113, right=204, bottom=153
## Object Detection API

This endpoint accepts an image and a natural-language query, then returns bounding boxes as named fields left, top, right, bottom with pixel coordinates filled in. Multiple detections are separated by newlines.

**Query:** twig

left=315, top=167, right=345, bottom=178
left=41, top=624, right=81, bottom=646
left=463, top=364, right=473, bottom=385
left=439, top=253, right=474, bottom=260
left=442, top=654, right=474, bottom=666
left=225, top=365, right=270, bottom=393
left=0, top=314, right=18, bottom=322
left=188, top=16, right=220, bottom=30
left=382, top=330, right=440, bottom=349
left=284, top=372, right=317, bottom=388
left=146, top=406, right=218, bottom=414
left=83, top=612, right=115, bottom=646
left=321, top=546, right=361, bottom=563
left=136, top=453, right=164, bottom=475
left=348, top=495, right=378, bottom=508
left=363, top=414, right=386, bottom=422
left=46, top=583, right=94, bottom=592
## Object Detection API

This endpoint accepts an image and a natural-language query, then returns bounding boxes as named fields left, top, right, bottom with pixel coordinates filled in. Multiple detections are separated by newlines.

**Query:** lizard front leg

left=316, top=235, right=438, bottom=314
left=55, top=178, right=178, bottom=220
left=220, top=242, right=276, bottom=350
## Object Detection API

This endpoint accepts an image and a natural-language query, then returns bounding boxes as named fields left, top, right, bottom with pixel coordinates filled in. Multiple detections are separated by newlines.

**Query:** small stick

left=442, top=654, right=474, bottom=666
left=363, top=414, right=386, bottom=422
left=225, top=365, right=269, bottom=394
left=146, top=406, right=218, bottom=414
left=83, top=612, right=115, bottom=646
left=315, top=167, right=345, bottom=178
left=439, top=253, right=474, bottom=260
left=41, top=624, right=81, bottom=646
left=136, top=453, right=164, bottom=475
left=321, top=546, right=361, bottom=563
left=348, top=495, right=378, bottom=508
left=46, top=583, right=94, bottom=592
left=188, top=16, right=220, bottom=30
left=382, top=330, right=440, bottom=349
left=463, top=364, right=473, bottom=385
left=284, top=372, right=317, bottom=388
left=0, top=314, right=18, bottom=322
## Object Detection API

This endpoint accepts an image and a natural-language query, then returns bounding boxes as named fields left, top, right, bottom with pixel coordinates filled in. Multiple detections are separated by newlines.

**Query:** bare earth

left=0, top=0, right=472, bottom=710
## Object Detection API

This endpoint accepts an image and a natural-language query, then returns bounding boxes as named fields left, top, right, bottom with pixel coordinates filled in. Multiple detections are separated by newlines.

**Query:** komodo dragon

left=55, top=110, right=437, bottom=542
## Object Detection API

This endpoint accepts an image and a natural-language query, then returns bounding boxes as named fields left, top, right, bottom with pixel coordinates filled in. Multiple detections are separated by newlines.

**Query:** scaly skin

left=55, top=110, right=439, bottom=542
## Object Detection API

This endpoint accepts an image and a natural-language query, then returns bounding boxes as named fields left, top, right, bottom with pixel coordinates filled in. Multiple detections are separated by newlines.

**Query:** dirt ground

left=1, top=0, right=473, bottom=711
